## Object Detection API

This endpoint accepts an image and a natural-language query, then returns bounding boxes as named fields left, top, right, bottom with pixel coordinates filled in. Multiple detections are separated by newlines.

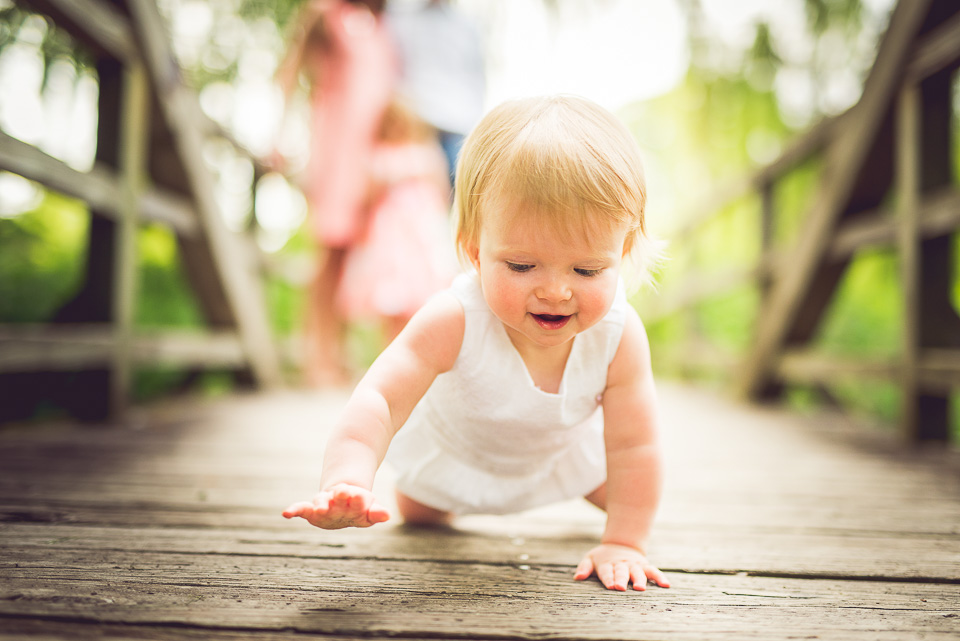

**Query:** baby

left=284, top=94, right=669, bottom=592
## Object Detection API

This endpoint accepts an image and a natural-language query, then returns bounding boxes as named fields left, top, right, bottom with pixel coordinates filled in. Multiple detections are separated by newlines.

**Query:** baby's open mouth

left=532, top=313, right=571, bottom=329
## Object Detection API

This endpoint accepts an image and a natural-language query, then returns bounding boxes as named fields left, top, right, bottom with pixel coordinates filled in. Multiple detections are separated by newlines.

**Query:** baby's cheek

left=483, top=277, right=525, bottom=321
left=582, top=281, right=617, bottom=321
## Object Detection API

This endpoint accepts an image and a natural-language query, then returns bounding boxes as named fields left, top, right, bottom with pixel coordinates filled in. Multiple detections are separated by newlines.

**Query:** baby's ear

left=464, top=242, right=481, bottom=270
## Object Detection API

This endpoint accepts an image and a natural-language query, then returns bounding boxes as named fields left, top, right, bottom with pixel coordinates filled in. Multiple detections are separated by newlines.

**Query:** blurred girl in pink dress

left=275, top=0, right=397, bottom=385
left=337, top=98, right=457, bottom=344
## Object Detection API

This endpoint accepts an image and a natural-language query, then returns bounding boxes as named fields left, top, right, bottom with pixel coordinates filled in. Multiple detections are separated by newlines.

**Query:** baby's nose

left=537, top=278, right=572, bottom=301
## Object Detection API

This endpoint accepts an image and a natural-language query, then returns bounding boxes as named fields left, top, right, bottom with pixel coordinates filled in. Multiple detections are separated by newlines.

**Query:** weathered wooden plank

left=0, top=130, right=117, bottom=211
left=0, top=551, right=957, bottom=640
left=919, top=349, right=960, bottom=391
left=775, top=348, right=960, bottom=393
left=828, top=186, right=960, bottom=258
left=906, top=7, right=960, bottom=81
left=0, top=328, right=114, bottom=372
left=2, top=482, right=958, bottom=545
left=8, top=445, right=954, bottom=498
left=0, top=554, right=958, bottom=639
left=0, top=619, right=384, bottom=641
left=2, top=459, right=958, bottom=538
left=110, top=60, right=151, bottom=416
left=776, top=351, right=899, bottom=384
left=0, top=130, right=199, bottom=235
left=2, top=520, right=959, bottom=582
left=2, top=386, right=957, bottom=539
left=1, top=382, right=959, bottom=639
left=898, top=79, right=924, bottom=442
left=0, top=327, right=247, bottom=372
left=897, top=57, right=960, bottom=441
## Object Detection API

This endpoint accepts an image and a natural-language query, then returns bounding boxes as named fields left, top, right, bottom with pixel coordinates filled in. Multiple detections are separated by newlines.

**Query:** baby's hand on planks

left=282, top=483, right=390, bottom=529
left=574, top=543, right=670, bottom=592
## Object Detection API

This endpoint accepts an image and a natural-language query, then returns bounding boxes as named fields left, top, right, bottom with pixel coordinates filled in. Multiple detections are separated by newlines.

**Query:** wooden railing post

left=897, top=81, right=922, bottom=440
left=896, top=68, right=960, bottom=442
left=758, top=180, right=774, bottom=306
left=126, top=0, right=283, bottom=388
left=110, top=60, right=150, bottom=418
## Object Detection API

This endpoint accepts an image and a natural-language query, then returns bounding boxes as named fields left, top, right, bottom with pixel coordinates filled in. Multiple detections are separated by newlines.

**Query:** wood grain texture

left=2, top=384, right=959, bottom=640
left=2, top=551, right=958, bottom=640
left=0, top=385, right=960, bottom=641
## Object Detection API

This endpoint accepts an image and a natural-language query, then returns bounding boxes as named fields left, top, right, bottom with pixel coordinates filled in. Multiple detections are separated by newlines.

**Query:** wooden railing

left=0, top=0, right=283, bottom=420
left=644, top=0, right=960, bottom=443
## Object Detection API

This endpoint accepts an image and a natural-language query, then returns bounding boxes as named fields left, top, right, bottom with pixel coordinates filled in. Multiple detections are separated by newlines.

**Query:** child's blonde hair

left=377, top=98, right=437, bottom=145
left=454, top=95, right=659, bottom=285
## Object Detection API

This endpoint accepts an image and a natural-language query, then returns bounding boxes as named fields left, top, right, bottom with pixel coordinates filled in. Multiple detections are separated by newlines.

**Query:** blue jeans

left=437, top=130, right=465, bottom=183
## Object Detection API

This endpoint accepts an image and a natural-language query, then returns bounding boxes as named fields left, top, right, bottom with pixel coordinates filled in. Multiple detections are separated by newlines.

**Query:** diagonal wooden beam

left=736, top=0, right=935, bottom=399
left=0, top=128, right=199, bottom=235
left=124, top=0, right=282, bottom=388
left=14, top=0, right=137, bottom=62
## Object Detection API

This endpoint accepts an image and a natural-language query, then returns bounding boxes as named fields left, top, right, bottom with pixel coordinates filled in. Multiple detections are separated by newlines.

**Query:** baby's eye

left=506, top=262, right=534, bottom=273
left=575, top=267, right=603, bottom=277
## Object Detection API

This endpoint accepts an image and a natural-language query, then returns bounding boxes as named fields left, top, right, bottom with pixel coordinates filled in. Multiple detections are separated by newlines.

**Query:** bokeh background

left=1, top=0, right=957, bottom=436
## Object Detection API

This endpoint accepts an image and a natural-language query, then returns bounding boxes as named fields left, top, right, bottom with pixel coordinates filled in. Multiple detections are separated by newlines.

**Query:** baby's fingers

left=326, top=485, right=390, bottom=527
left=611, top=563, right=630, bottom=591
left=595, top=562, right=628, bottom=592
left=573, top=556, right=595, bottom=581
left=645, top=565, right=671, bottom=589
left=282, top=501, right=323, bottom=520
left=629, top=563, right=670, bottom=590
left=367, top=501, right=391, bottom=525
left=629, top=563, right=648, bottom=591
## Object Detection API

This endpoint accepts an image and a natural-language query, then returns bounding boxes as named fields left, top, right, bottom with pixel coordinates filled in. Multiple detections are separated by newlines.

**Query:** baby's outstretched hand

left=574, top=543, right=670, bottom=592
left=282, top=483, right=390, bottom=529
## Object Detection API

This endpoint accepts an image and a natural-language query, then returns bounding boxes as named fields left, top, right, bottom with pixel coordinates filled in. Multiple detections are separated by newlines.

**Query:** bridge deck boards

left=1, top=383, right=958, bottom=640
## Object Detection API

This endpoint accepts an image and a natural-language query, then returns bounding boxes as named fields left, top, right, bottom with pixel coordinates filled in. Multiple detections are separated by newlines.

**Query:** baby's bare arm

left=576, top=308, right=668, bottom=590
left=284, top=294, right=464, bottom=530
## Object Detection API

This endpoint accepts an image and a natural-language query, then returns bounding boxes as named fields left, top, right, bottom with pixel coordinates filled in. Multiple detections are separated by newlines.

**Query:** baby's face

left=468, top=200, right=626, bottom=353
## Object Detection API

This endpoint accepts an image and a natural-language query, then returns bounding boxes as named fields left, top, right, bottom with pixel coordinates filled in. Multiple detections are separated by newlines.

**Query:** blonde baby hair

left=453, top=94, right=660, bottom=287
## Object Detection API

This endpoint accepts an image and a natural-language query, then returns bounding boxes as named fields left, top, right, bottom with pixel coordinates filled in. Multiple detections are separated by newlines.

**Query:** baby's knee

left=395, top=490, right=453, bottom=525
left=584, top=483, right=607, bottom=510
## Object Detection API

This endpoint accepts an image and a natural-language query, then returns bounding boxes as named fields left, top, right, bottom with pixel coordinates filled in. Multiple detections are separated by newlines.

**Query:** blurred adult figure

left=386, top=0, right=486, bottom=181
left=274, top=0, right=398, bottom=386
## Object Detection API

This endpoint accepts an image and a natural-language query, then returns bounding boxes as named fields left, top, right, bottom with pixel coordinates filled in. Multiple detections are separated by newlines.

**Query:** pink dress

left=305, top=3, right=396, bottom=248
left=336, top=141, right=457, bottom=320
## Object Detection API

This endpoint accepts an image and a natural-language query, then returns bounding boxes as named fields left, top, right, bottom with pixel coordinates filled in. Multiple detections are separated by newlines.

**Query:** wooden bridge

left=1, top=0, right=959, bottom=638
left=1, top=383, right=958, bottom=639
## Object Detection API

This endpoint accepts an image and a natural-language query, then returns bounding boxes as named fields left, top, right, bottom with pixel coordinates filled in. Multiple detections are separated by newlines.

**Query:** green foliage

left=265, top=277, right=302, bottom=336
left=0, top=7, right=92, bottom=88
left=628, top=21, right=960, bottom=439
left=0, top=192, right=87, bottom=322
left=238, top=0, right=304, bottom=30
left=135, top=225, right=205, bottom=329
left=804, top=0, right=863, bottom=36
left=818, top=249, right=900, bottom=358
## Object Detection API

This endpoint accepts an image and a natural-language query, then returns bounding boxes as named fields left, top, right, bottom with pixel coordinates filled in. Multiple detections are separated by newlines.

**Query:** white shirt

left=385, top=272, right=628, bottom=514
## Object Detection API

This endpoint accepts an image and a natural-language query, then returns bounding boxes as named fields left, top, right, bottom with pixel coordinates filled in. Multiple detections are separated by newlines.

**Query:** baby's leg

left=585, top=483, right=607, bottom=510
left=395, top=490, right=453, bottom=525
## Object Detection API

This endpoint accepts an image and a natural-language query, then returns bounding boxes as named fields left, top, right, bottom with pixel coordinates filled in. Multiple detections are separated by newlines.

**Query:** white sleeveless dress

left=384, top=272, right=628, bottom=515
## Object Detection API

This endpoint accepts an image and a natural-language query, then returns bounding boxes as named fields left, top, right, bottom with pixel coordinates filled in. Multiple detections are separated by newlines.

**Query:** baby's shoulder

left=399, top=291, right=465, bottom=374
